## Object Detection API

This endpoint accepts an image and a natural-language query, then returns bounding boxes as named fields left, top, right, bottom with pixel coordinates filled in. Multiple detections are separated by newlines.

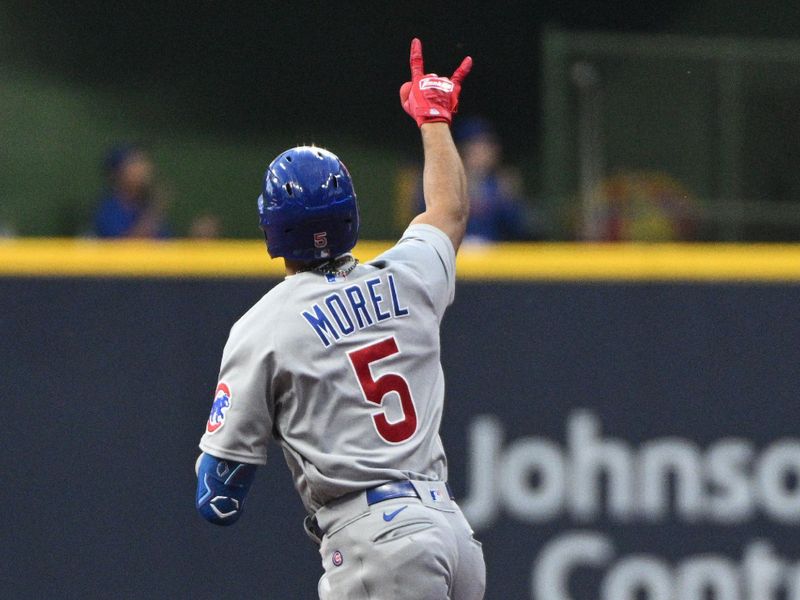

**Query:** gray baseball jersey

left=199, top=223, right=455, bottom=514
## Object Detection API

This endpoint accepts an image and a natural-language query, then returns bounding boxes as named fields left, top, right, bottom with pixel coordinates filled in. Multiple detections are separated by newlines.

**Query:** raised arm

left=399, top=38, right=472, bottom=252
left=412, top=124, right=468, bottom=251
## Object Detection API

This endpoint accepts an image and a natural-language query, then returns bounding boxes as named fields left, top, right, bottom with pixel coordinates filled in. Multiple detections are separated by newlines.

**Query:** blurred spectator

left=93, top=144, right=171, bottom=238
left=189, top=213, right=222, bottom=239
left=397, top=117, right=544, bottom=243
left=450, top=117, right=544, bottom=243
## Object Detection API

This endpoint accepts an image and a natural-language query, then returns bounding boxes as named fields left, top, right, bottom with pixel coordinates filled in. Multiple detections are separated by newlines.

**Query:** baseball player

left=195, top=38, right=486, bottom=599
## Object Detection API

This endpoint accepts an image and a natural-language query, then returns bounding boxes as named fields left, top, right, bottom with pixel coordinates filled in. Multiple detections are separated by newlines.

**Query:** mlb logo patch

left=430, top=489, right=443, bottom=502
left=206, top=383, right=231, bottom=434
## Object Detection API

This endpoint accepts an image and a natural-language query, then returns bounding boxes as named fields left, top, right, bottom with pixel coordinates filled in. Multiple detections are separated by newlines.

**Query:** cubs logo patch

left=332, top=550, right=344, bottom=567
left=206, top=383, right=231, bottom=434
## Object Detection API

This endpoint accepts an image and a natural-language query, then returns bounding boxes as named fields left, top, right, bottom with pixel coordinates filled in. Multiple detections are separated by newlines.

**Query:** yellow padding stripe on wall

left=1, top=239, right=800, bottom=281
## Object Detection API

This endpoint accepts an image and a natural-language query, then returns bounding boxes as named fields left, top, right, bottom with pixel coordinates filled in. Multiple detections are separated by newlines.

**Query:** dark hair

left=103, top=143, right=144, bottom=175
left=453, top=117, right=498, bottom=145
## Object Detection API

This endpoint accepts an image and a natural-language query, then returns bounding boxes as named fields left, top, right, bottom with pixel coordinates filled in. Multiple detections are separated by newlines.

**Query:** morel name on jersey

left=302, top=273, right=410, bottom=348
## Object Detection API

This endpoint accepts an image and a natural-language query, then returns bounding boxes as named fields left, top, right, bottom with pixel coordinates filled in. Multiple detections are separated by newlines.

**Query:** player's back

left=265, top=224, right=454, bottom=512
left=199, top=224, right=456, bottom=514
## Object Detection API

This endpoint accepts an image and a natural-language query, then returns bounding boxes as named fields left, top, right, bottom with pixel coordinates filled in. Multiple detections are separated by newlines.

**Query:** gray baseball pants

left=309, top=480, right=486, bottom=599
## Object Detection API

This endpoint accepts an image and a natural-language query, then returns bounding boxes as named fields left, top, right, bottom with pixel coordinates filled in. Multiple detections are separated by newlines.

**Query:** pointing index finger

left=409, top=38, right=424, bottom=79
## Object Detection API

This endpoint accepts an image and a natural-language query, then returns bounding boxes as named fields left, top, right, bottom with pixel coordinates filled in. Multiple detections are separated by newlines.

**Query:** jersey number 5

left=347, top=336, right=418, bottom=444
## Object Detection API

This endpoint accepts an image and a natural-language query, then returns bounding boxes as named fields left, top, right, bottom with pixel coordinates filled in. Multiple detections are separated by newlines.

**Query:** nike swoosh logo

left=382, top=505, right=408, bottom=522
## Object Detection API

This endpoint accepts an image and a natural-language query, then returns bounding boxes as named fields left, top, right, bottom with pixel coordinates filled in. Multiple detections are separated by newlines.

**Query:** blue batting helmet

left=257, top=146, right=359, bottom=261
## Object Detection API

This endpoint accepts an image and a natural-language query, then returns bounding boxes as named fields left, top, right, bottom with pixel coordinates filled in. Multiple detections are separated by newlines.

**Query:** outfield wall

left=2, top=242, right=799, bottom=599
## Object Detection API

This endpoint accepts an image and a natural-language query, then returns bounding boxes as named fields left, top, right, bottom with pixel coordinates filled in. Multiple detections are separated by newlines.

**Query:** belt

left=366, top=480, right=455, bottom=505
left=305, top=480, right=456, bottom=545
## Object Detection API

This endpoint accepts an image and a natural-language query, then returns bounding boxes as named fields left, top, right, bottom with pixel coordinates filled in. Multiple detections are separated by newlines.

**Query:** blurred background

left=4, top=0, right=800, bottom=242
left=3, top=2, right=800, bottom=600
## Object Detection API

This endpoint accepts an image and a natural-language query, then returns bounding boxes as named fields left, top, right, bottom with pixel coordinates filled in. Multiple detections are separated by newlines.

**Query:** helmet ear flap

left=261, top=230, right=269, bottom=253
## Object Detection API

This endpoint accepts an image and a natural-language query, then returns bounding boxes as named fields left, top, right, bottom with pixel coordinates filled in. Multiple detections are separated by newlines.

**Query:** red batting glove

left=399, top=38, right=472, bottom=127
